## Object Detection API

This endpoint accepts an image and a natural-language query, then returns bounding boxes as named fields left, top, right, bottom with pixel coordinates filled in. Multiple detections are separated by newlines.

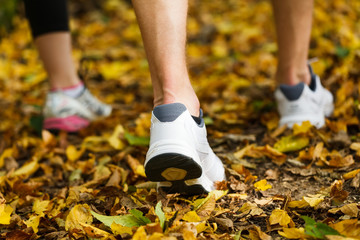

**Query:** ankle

left=276, top=66, right=311, bottom=86
left=155, top=88, right=200, bottom=117
left=49, top=74, right=82, bottom=90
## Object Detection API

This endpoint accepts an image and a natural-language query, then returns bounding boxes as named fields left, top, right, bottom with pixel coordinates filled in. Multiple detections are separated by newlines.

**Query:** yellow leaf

left=350, top=143, right=360, bottom=157
left=135, top=165, right=146, bottom=178
left=182, top=211, right=201, bottom=222
left=269, top=209, right=291, bottom=227
left=132, top=226, right=147, bottom=240
left=339, top=203, right=359, bottom=217
left=238, top=202, right=264, bottom=216
left=325, top=236, right=359, bottom=240
left=65, top=204, right=93, bottom=231
left=25, top=215, right=41, bottom=233
left=111, top=222, right=133, bottom=235
left=42, top=130, right=56, bottom=147
left=0, top=148, right=12, bottom=168
left=126, top=155, right=146, bottom=177
left=108, top=125, right=125, bottom=150
left=254, top=179, right=272, bottom=191
left=148, top=232, right=169, bottom=240
left=196, top=194, right=216, bottom=220
left=196, top=221, right=207, bottom=234
left=330, top=219, right=360, bottom=238
left=262, top=145, right=287, bottom=165
left=33, top=199, right=51, bottom=216
left=0, top=204, right=13, bottom=225
left=293, top=121, right=312, bottom=135
left=287, top=199, right=309, bottom=209
left=274, top=135, right=309, bottom=153
left=81, top=222, right=115, bottom=239
left=278, top=227, right=307, bottom=239
left=303, top=194, right=324, bottom=208
left=66, top=145, right=85, bottom=162
left=183, top=229, right=196, bottom=240
left=13, top=157, right=39, bottom=177
left=343, top=169, right=360, bottom=180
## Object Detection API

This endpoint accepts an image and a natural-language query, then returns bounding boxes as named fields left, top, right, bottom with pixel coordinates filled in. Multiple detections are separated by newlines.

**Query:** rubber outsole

left=44, top=116, right=90, bottom=132
left=159, top=181, right=208, bottom=195
left=145, top=153, right=202, bottom=182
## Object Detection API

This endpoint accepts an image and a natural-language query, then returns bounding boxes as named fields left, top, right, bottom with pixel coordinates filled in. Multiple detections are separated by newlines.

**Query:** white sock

left=55, top=82, right=85, bottom=98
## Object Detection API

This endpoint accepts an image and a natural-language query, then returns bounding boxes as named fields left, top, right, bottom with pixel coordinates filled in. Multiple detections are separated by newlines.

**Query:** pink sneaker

left=43, top=89, right=112, bottom=132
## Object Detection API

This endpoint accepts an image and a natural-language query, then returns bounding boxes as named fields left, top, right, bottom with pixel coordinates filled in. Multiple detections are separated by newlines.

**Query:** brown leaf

left=6, top=230, right=33, bottom=240
left=330, top=180, right=349, bottom=205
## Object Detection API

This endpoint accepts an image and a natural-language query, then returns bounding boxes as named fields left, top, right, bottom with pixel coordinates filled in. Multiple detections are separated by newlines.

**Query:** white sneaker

left=275, top=67, right=334, bottom=128
left=144, top=103, right=226, bottom=195
left=43, top=89, right=112, bottom=132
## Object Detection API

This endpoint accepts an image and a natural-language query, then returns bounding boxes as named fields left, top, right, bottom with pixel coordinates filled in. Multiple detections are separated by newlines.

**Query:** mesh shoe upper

left=275, top=69, right=334, bottom=128
left=145, top=103, right=226, bottom=194
left=43, top=89, right=112, bottom=132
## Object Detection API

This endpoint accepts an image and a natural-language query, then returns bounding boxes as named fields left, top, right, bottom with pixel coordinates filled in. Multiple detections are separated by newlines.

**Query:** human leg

left=272, top=0, right=333, bottom=128
left=272, top=0, right=313, bottom=86
left=132, top=0, right=225, bottom=194
left=132, top=0, right=199, bottom=116
left=24, top=0, right=80, bottom=89
left=24, top=0, right=111, bottom=131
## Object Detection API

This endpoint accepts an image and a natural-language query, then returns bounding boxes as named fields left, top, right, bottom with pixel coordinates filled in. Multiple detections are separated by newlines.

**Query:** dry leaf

left=269, top=209, right=291, bottom=227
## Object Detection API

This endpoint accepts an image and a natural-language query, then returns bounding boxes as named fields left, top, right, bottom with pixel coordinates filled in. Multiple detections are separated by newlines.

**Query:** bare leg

left=35, top=32, right=81, bottom=89
left=132, top=0, right=200, bottom=116
left=272, top=0, right=313, bottom=85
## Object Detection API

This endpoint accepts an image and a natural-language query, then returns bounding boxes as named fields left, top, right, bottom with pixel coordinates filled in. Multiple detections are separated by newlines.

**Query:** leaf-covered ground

left=0, top=0, right=360, bottom=239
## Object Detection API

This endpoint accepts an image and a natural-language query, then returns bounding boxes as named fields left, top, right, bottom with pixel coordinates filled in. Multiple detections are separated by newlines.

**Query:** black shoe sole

left=145, top=153, right=202, bottom=182
left=159, top=181, right=208, bottom=195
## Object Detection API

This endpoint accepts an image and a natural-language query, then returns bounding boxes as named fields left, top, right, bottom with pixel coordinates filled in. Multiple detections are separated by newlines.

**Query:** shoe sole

left=145, top=153, right=202, bottom=181
left=44, top=116, right=90, bottom=132
left=145, top=153, right=213, bottom=195
left=158, top=180, right=208, bottom=195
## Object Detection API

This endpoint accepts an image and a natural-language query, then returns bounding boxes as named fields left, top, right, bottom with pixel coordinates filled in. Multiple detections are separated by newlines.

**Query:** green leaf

left=155, top=201, right=166, bottom=230
left=203, top=117, right=214, bottom=125
left=90, top=210, right=144, bottom=228
left=301, top=216, right=341, bottom=239
left=335, top=45, right=350, bottom=58
left=124, top=132, right=150, bottom=146
left=69, top=169, right=82, bottom=182
left=29, top=115, right=44, bottom=135
left=129, top=209, right=151, bottom=225
left=274, top=135, right=309, bottom=153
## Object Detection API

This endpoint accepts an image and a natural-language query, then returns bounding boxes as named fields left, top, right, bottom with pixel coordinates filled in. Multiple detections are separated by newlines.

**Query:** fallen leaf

left=329, top=219, right=360, bottom=238
left=65, top=204, right=93, bottom=231
left=278, top=227, right=307, bottom=239
left=182, top=211, right=201, bottom=222
left=0, top=204, right=13, bottom=225
left=293, top=121, right=313, bottom=135
left=274, top=135, right=309, bottom=153
left=343, top=169, right=360, bottom=180
left=303, top=194, right=325, bottom=208
left=25, top=215, right=41, bottom=233
left=302, top=216, right=341, bottom=239
left=269, top=209, right=291, bottom=227
left=254, top=179, right=272, bottom=191
left=66, top=145, right=85, bottom=162
left=108, top=124, right=126, bottom=150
